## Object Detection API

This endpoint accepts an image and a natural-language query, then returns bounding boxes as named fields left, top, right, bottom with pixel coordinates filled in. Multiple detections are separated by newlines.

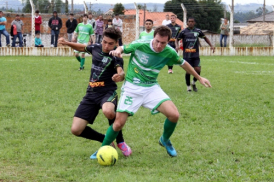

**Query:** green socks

left=101, top=125, right=119, bottom=146
left=162, top=118, right=177, bottom=142
left=80, top=58, right=85, bottom=68
left=76, top=56, right=81, bottom=62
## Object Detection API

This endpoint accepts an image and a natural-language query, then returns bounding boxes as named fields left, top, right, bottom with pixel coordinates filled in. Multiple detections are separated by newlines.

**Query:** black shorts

left=74, top=91, right=118, bottom=124
left=184, top=57, right=201, bottom=67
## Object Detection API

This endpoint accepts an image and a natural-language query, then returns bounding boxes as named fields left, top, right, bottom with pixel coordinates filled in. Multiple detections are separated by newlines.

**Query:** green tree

left=22, top=0, right=51, bottom=13
left=113, top=3, right=125, bottom=15
left=164, top=0, right=224, bottom=32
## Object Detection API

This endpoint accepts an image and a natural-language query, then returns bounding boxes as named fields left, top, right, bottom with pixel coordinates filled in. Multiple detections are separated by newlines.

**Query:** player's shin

left=80, top=58, right=85, bottom=68
left=162, top=118, right=177, bottom=142
left=101, top=125, right=119, bottom=146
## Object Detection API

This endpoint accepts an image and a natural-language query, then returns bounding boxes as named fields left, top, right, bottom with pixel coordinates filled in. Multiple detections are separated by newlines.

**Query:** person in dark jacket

left=48, top=11, right=62, bottom=47
left=66, top=13, right=77, bottom=42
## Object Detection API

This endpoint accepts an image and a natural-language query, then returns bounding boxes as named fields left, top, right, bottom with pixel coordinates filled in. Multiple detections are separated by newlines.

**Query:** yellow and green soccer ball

left=97, top=145, right=118, bottom=166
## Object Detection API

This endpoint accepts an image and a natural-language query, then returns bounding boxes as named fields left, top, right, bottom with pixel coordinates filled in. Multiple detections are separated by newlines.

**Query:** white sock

left=187, top=86, right=191, bottom=90
left=192, top=80, right=196, bottom=85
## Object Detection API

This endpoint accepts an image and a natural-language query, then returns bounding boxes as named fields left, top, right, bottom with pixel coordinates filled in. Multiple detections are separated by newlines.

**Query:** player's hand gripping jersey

left=123, top=39, right=184, bottom=87
left=85, top=44, right=123, bottom=92
left=177, top=28, right=205, bottom=58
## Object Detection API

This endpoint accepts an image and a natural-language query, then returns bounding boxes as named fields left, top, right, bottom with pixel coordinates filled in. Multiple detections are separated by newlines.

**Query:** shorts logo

left=89, top=81, right=105, bottom=87
left=124, top=96, right=133, bottom=105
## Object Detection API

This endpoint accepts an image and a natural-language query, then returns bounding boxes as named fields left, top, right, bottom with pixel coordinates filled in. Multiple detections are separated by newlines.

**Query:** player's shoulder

left=194, top=27, right=203, bottom=32
left=165, top=45, right=177, bottom=54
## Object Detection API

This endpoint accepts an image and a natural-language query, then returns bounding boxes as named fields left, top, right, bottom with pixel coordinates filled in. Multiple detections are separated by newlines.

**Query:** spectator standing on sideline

left=11, top=14, right=24, bottom=47
left=48, top=11, right=62, bottom=47
left=87, top=12, right=96, bottom=30
left=166, top=15, right=181, bottom=74
left=162, top=14, right=171, bottom=26
left=105, top=19, right=113, bottom=29
left=0, top=11, right=10, bottom=47
left=220, top=18, right=229, bottom=47
left=95, top=15, right=104, bottom=44
left=112, top=14, right=123, bottom=46
left=35, top=10, right=42, bottom=34
left=35, top=33, right=44, bottom=47
left=66, top=13, right=78, bottom=42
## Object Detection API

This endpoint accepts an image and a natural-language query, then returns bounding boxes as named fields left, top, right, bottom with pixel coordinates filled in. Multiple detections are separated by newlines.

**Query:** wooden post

left=134, top=2, right=140, bottom=40
left=29, top=0, right=35, bottom=47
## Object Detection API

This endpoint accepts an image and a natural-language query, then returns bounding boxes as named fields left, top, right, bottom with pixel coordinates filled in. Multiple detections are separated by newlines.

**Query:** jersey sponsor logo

left=89, top=81, right=105, bottom=88
left=193, top=32, right=199, bottom=37
left=140, top=54, right=149, bottom=64
left=185, top=49, right=197, bottom=53
left=133, top=77, right=141, bottom=84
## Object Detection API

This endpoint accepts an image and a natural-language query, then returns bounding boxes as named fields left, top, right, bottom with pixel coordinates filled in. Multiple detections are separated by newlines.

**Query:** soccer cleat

left=192, top=84, right=198, bottom=92
left=117, top=142, right=132, bottom=157
left=78, top=67, right=84, bottom=71
left=90, top=142, right=115, bottom=160
left=159, top=136, right=177, bottom=157
left=90, top=151, right=98, bottom=160
left=168, top=69, right=173, bottom=74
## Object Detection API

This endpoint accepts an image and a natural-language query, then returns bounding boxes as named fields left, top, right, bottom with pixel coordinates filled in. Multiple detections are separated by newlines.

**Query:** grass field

left=1, top=56, right=274, bottom=181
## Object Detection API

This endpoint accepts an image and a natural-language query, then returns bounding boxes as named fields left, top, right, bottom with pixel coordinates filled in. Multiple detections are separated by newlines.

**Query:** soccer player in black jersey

left=176, top=17, right=215, bottom=92
left=58, top=27, right=132, bottom=159
left=166, top=14, right=181, bottom=74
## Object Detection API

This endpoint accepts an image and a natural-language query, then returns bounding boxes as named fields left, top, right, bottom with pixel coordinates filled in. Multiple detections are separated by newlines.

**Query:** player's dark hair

left=70, top=13, right=74, bottom=16
left=154, top=25, right=171, bottom=41
left=83, top=14, right=88, bottom=18
left=0, top=11, right=2, bottom=13
left=16, top=14, right=20, bottom=17
left=35, top=10, right=39, bottom=13
left=108, top=19, right=112, bottom=22
left=145, top=19, right=153, bottom=24
left=188, top=17, right=195, bottom=22
left=103, top=27, right=122, bottom=42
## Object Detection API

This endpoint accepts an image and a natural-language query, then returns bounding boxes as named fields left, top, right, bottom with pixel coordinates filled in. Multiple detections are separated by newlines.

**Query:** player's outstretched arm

left=58, top=37, right=86, bottom=52
left=112, top=67, right=125, bottom=82
left=204, top=37, right=215, bottom=53
left=109, top=46, right=123, bottom=58
left=180, top=61, right=212, bottom=88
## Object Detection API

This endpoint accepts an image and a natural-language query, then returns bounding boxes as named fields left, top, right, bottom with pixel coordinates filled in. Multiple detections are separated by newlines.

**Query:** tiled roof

left=124, top=9, right=184, bottom=28
left=247, top=12, right=274, bottom=22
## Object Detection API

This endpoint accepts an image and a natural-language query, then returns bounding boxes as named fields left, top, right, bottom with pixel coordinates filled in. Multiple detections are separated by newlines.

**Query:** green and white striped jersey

left=123, top=39, right=184, bottom=87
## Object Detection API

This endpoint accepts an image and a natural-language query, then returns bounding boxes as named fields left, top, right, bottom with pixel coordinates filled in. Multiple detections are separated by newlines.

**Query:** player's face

left=170, top=16, right=176, bottom=23
left=187, top=19, right=195, bottom=28
left=83, top=16, right=87, bottom=23
left=102, top=36, right=117, bottom=53
left=0, top=12, right=3, bottom=17
left=145, top=21, right=153, bottom=31
left=153, top=34, right=169, bottom=52
left=88, top=14, right=92, bottom=19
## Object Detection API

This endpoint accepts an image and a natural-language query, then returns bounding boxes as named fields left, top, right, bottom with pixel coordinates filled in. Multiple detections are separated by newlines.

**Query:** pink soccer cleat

left=117, top=142, right=132, bottom=157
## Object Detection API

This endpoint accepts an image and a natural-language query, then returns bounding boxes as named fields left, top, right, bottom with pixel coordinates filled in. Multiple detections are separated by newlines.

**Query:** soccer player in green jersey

left=98, top=26, right=211, bottom=157
left=72, top=14, right=95, bottom=70
left=139, top=19, right=154, bottom=41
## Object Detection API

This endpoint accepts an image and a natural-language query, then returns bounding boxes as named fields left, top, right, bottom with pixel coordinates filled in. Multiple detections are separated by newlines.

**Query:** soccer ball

left=97, top=145, right=118, bottom=166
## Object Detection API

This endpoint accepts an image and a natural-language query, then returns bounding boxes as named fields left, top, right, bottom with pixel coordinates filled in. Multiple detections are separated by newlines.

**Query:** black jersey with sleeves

left=85, top=44, right=123, bottom=93
left=166, top=23, right=181, bottom=48
left=177, top=27, right=205, bottom=58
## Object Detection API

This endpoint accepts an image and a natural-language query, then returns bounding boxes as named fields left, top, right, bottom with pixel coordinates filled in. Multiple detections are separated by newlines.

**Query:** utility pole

left=71, top=0, right=74, bottom=13
left=6, top=1, right=8, bottom=10
left=229, top=0, right=234, bottom=48
left=223, top=4, right=226, bottom=18
left=263, top=0, right=266, bottom=22
left=90, top=2, right=92, bottom=12
left=143, top=4, right=146, bottom=31
left=181, top=3, right=187, bottom=28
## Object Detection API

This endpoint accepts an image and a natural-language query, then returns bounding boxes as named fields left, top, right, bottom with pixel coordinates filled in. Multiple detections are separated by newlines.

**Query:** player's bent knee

left=168, top=112, right=180, bottom=123
left=71, top=126, right=82, bottom=136
left=102, top=109, right=115, bottom=120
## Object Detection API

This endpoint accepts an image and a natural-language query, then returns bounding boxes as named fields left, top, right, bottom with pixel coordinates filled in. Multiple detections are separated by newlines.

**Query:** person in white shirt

left=162, top=14, right=171, bottom=26
left=112, top=14, right=123, bottom=46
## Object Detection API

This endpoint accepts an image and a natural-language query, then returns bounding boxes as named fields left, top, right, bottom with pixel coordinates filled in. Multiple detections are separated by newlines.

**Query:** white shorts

left=117, top=81, right=171, bottom=116
left=74, top=42, right=88, bottom=53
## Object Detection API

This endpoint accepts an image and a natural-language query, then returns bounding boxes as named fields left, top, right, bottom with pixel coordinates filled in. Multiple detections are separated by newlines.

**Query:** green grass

left=0, top=56, right=274, bottom=181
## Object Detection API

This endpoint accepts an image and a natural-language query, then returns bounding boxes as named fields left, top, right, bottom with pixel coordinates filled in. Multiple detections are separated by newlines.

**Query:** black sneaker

left=192, top=84, right=198, bottom=92
left=78, top=67, right=84, bottom=71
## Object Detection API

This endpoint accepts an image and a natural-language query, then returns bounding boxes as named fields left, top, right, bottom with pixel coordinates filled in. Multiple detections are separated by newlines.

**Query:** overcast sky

left=73, top=0, right=273, bottom=5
